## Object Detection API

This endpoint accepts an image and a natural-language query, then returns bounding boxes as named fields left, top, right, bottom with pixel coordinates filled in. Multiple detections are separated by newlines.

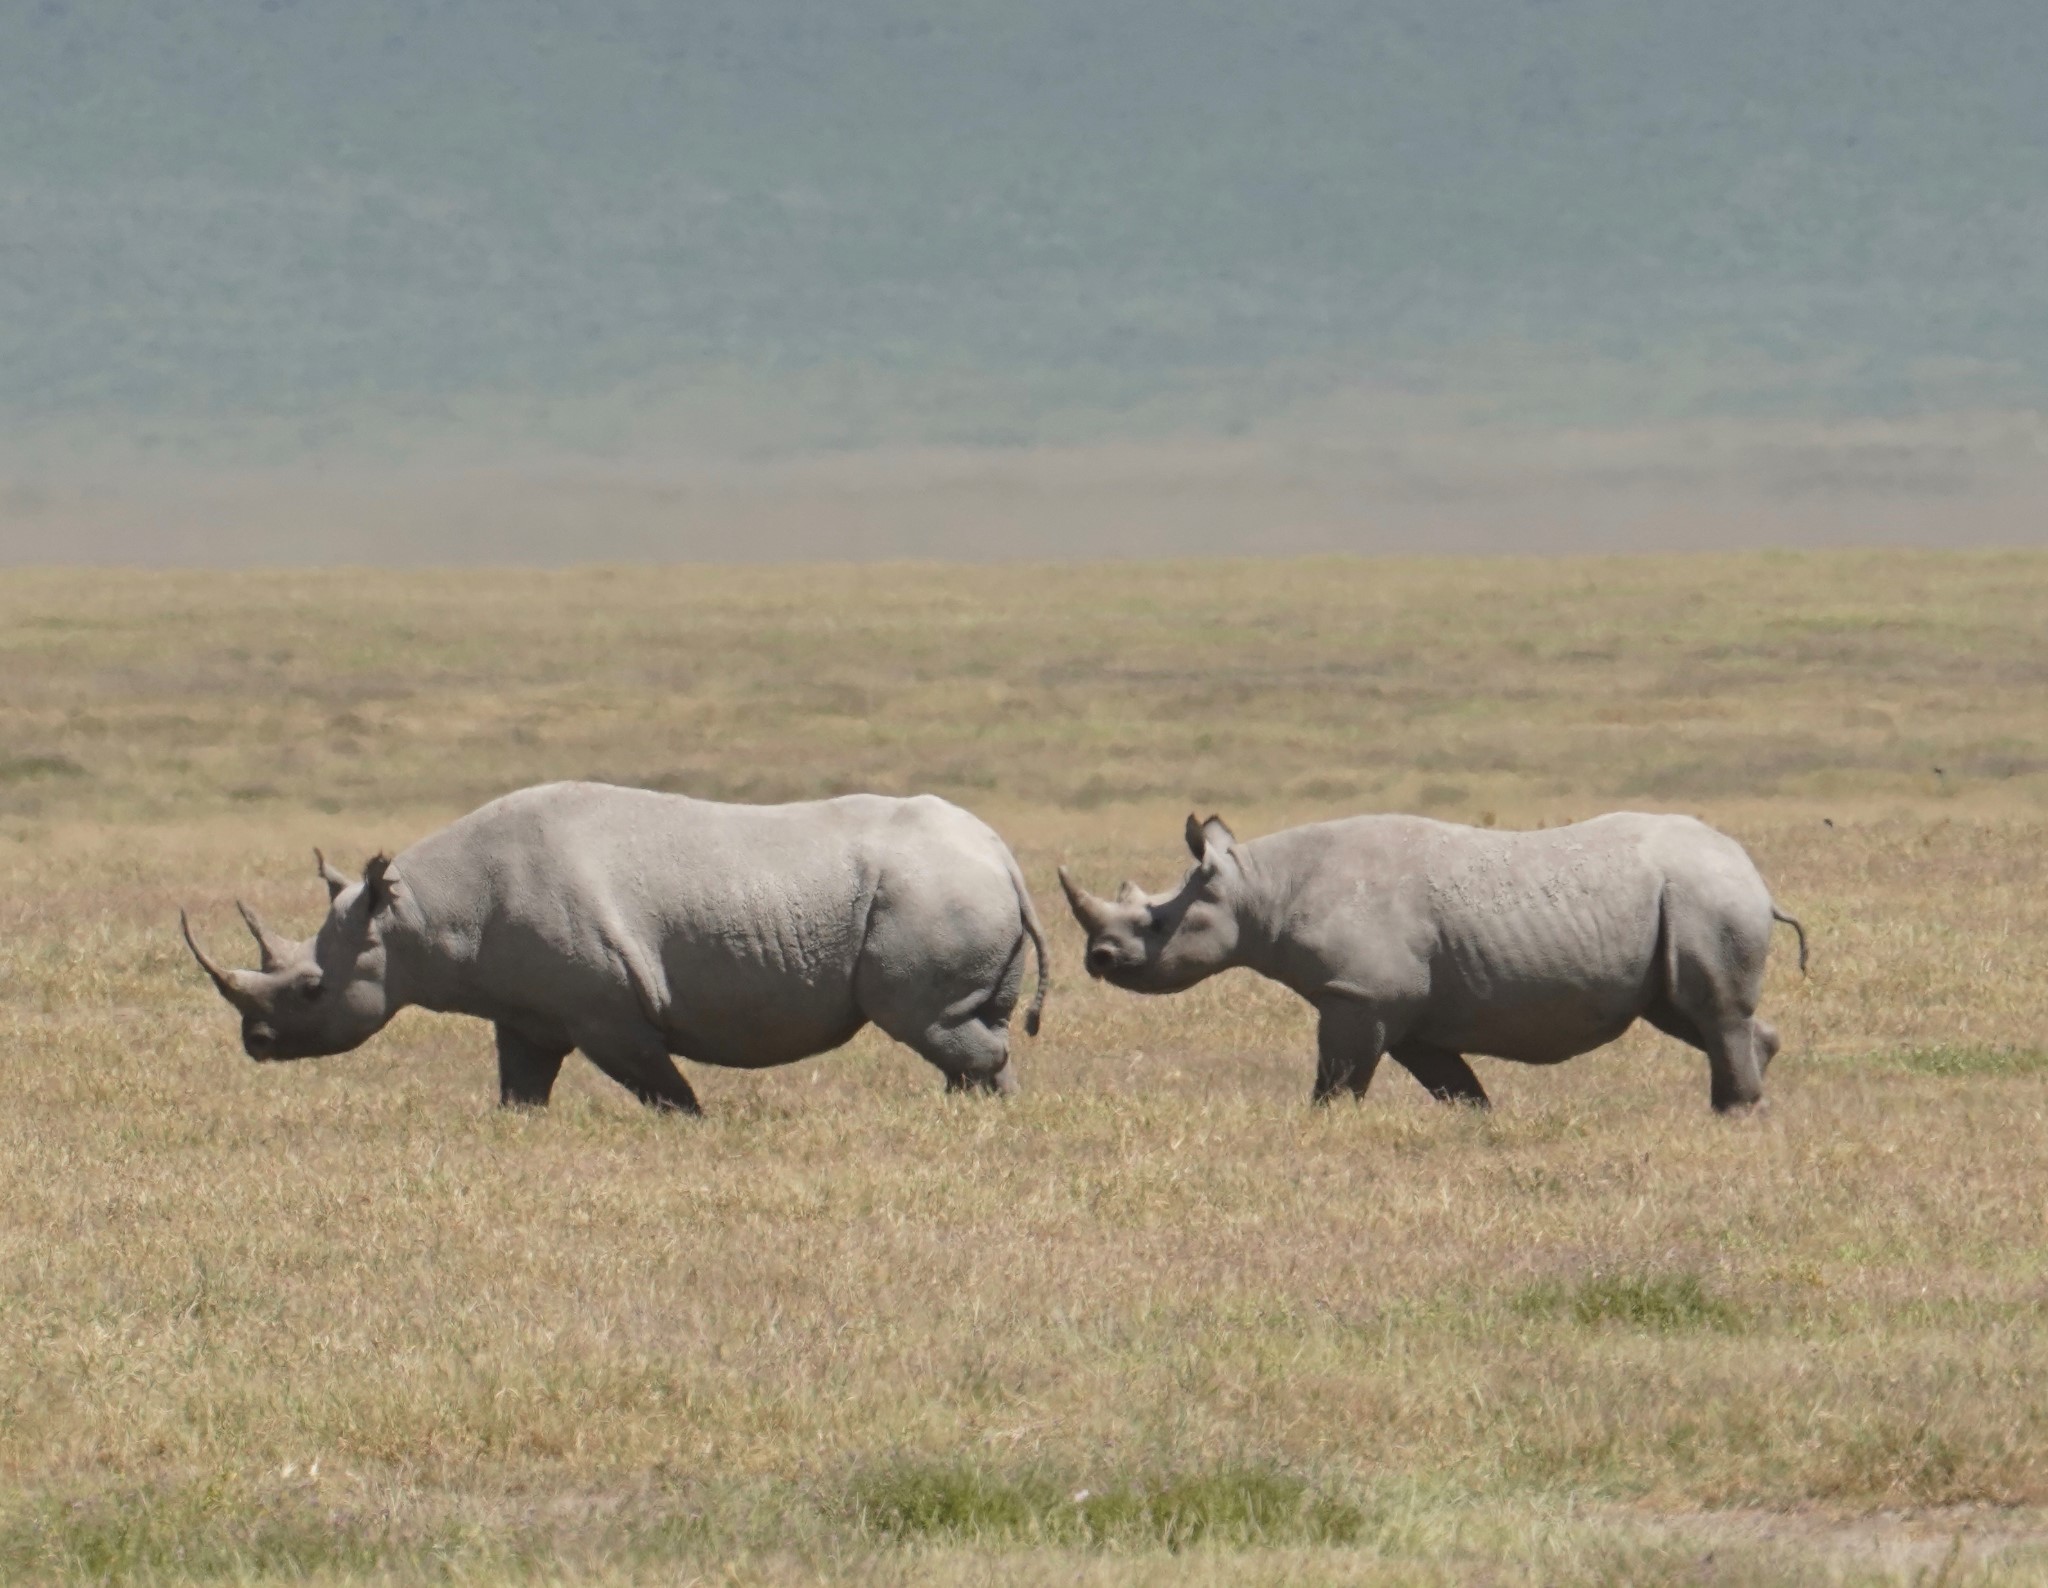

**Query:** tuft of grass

left=1874, top=1045, right=2048, bottom=1077
left=0, top=753, right=86, bottom=782
left=0, top=1487, right=439, bottom=1585
left=850, top=1460, right=1365, bottom=1549
left=1514, top=1271, right=1744, bottom=1333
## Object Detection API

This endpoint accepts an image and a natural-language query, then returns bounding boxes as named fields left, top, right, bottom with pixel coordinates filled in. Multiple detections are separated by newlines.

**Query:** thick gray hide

left=183, top=783, right=1049, bottom=1111
left=1060, top=812, right=1803, bottom=1113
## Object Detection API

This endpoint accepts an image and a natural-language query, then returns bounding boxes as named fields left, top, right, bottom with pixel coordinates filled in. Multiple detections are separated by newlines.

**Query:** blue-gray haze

left=6, top=1, right=2047, bottom=458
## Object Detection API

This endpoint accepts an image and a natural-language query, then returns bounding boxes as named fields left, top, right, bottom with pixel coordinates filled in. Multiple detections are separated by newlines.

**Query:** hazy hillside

left=7, top=0, right=2048, bottom=467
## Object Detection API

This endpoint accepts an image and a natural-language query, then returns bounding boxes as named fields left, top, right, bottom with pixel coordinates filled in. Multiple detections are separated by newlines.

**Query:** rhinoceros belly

left=654, top=880, right=871, bottom=1068
left=1416, top=836, right=1662, bottom=1063
left=664, top=1000, right=868, bottom=1069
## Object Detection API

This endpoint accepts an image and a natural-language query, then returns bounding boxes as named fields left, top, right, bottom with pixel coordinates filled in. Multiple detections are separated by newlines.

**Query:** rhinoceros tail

left=1771, top=905, right=1809, bottom=976
left=1006, top=853, right=1051, bottom=1036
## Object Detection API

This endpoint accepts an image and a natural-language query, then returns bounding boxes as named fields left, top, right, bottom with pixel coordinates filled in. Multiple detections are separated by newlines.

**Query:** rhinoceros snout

left=243, top=1023, right=280, bottom=1060
left=1085, top=944, right=1120, bottom=978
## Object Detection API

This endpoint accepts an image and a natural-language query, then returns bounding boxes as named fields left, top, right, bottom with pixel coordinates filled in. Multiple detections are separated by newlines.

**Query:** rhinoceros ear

left=315, top=848, right=351, bottom=902
left=360, top=853, right=398, bottom=918
left=1185, top=813, right=1237, bottom=864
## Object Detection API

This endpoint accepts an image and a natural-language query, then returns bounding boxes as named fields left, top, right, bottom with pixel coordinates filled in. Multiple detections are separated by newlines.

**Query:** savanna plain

left=3, top=552, right=2046, bottom=1585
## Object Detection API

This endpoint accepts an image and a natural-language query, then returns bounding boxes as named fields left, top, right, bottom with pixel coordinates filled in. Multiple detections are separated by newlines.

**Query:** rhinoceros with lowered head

left=182, top=782, right=1049, bottom=1111
left=1060, top=810, right=1804, bottom=1113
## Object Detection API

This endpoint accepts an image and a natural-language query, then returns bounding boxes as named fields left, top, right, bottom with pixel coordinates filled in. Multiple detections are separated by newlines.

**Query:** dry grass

left=2, top=552, right=2046, bottom=1584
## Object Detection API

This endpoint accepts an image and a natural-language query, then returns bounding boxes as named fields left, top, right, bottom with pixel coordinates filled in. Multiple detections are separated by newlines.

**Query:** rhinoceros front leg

left=1312, top=1000, right=1386, bottom=1106
left=1389, top=1039, right=1490, bottom=1107
left=496, top=1024, right=571, bottom=1108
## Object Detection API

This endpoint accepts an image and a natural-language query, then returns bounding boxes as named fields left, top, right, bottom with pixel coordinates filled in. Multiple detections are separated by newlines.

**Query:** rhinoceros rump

left=182, top=783, right=1049, bottom=1111
left=1060, top=811, right=1804, bottom=1113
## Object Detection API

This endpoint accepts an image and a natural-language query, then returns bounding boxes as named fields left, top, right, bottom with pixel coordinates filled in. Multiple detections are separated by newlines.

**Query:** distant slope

left=5, top=1, right=2048, bottom=461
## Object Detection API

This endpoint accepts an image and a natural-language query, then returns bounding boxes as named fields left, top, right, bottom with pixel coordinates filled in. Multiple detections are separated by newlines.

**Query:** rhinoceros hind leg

left=860, top=912, right=1027, bottom=1096
left=496, top=1024, right=571, bottom=1108
left=1659, top=887, right=1771, bottom=1112
left=912, top=1009, right=1015, bottom=1094
left=1389, top=1040, right=1490, bottom=1107
left=575, top=1020, right=703, bottom=1114
left=1754, top=1018, right=1783, bottom=1075
left=1312, top=1001, right=1386, bottom=1105
left=1702, top=1019, right=1766, bottom=1114
left=1643, top=998, right=1766, bottom=1111
left=1641, top=995, right=1706, bottom=1053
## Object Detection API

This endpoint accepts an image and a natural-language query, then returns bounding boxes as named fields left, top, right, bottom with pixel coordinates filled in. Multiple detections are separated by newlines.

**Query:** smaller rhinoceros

left=182, top=782, right=1049, bottom=1112
left=1059, top=811, right=1805, bottom=1113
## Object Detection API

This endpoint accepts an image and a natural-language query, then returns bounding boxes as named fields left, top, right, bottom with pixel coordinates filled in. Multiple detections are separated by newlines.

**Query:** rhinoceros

left=1059, top=811, right=1804, bottom=1113
left=181, top=782, right=1049, bottom=1111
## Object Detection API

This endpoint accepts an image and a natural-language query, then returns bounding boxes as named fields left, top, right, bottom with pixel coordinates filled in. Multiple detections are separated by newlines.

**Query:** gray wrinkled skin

left=1060, top=811, right=1805, bottom=1114
left=182, top=782, right=1049, bottom=1112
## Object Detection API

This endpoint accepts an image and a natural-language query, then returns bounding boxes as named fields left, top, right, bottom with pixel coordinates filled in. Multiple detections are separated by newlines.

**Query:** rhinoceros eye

left=298, top=979, right=325, bottom=1004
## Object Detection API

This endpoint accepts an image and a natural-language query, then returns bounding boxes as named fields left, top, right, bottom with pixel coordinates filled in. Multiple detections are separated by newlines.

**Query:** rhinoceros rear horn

left=1057, top=866, right=1112, bottom=934
left=315, top=848, right=351, bottom=901
left=235, top=899, right=293, bottom=973
left=180, top=910, right=259, bottom=1011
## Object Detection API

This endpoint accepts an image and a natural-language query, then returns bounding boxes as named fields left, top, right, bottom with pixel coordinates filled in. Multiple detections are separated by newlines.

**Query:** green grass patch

left=850, top=1459, right=1365, bottom=1549
left=1871, top=1044, right=2048, bottom=1077
left=1513, top=1271, right=1743, bottom=1333
left=0, top=1486, right=455, bottom=1585
left=0, top=754, right=87, bottom=783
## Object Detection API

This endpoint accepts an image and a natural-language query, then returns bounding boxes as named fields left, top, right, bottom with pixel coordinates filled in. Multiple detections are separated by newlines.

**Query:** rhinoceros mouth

left=242, top=1024, right=315, bottom=1062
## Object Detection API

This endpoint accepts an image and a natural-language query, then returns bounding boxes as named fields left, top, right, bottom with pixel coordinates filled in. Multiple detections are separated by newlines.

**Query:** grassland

left=2, top=551, right=2046, bottom=1584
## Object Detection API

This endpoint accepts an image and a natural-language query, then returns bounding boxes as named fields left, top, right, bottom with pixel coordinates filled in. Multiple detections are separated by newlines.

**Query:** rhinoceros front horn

left=1057, top=866, right=1113, bottom=934
left=180, top=910, right=260, bottom=1011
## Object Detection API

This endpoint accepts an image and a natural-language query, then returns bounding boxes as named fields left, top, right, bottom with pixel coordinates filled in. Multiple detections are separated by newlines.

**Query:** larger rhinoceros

left=1059, top=811, right=1804, bottom=1114
left=182, top=782, right=1049, bottom=1112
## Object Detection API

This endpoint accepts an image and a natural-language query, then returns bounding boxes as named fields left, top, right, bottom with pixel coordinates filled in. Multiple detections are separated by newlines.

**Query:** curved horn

left=235, top=899, right=292, bottom=973
left=180, top=910, right=259, bottom=1011
left=315, top=848, right=350, bottom=901
left=1057, top=866, right=1113, bottom=934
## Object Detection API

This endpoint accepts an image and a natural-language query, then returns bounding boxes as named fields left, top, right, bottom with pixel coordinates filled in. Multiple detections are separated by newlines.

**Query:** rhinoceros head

left=1058, top=813, right=1248, bottom=994
left=181, top=851, right=404, bottom=1062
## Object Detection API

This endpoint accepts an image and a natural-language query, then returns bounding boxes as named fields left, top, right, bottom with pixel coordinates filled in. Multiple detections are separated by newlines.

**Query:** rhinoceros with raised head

left=182, top=782, right=1049, bottom=1112
left=1060, top=811, right=1804, bottom=1114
